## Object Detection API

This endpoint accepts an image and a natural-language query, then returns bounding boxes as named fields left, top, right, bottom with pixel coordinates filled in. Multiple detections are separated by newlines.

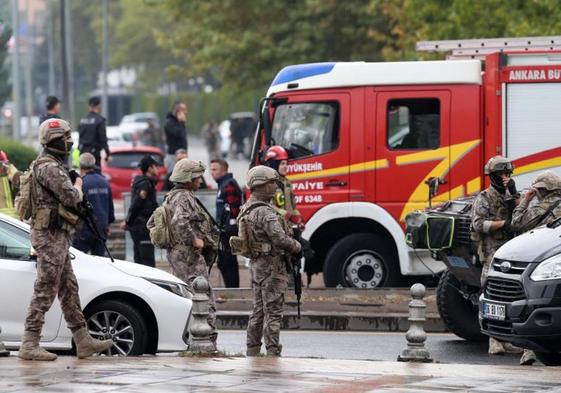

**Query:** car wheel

left=437, top=269, right=486, bottom=342
left=535, top=351, right=561, bottom=366
left=84, top=299, right=148, bottom=356
left=323, top=233, right=401, bottom=288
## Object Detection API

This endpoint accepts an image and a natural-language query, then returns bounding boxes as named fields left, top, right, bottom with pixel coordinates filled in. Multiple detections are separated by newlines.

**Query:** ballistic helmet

left=169, top=158, right=205, bottom=183
left=532, top=171, right=561, bottom=191
left=39, top=118, right=72, bottom=146
left=484, top=156, right=514, bottom=175
left=246, top=165, right=279, bottom=189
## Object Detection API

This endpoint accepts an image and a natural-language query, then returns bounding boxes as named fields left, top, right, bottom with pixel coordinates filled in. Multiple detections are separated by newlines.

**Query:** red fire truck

left=251, top=36, right=561, bottom=289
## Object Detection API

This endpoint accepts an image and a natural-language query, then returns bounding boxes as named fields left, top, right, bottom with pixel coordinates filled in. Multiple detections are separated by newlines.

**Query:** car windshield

left=0, top=220, right=31, bottom=261
left=108, top=153, right=163, bottom=169
left=271, top=102, right=339, bottom=158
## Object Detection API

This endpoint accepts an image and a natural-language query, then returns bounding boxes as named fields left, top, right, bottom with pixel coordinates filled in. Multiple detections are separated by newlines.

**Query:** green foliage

left=158, top=0, right=384, bottom=90
left=155, top=0, right=561, bottom=90
left=0, top=137, right=38, bottom=170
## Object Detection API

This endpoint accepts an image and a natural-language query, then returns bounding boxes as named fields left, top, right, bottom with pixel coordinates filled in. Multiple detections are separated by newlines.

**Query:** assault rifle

left=78, top=194, right=115, bottom=262
left=194, top=198, right=230, bottom=273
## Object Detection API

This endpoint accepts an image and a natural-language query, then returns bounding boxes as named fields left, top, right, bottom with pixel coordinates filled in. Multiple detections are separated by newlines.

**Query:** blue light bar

left=271, top=63, right=336, bottom=86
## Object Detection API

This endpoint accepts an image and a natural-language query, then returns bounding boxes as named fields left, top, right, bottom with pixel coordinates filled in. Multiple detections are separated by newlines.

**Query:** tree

left=369, top=0, right=561, bottom=60
left=158, top=0, right=386, bottom=90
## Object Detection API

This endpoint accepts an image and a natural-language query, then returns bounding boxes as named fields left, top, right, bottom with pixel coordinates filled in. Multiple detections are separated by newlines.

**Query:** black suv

left=479, top=218, right=561, bottom=366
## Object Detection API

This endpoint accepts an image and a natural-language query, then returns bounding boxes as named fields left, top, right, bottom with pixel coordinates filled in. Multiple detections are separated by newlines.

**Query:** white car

left=0, top=213, right=192, bottom=356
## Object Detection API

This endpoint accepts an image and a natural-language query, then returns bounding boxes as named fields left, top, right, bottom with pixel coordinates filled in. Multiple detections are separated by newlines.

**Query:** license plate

left=483, top=302, right=506, bottom=321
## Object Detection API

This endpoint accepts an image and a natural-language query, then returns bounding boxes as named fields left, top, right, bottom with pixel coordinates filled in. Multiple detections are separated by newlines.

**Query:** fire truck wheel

left=323, top=233, right=401, bottom=288
left=436, top=269, right=486, bottom=342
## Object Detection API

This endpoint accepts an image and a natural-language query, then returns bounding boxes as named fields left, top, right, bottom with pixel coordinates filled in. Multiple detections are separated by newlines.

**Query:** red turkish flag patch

left=48, top=120, right=60, bottom=128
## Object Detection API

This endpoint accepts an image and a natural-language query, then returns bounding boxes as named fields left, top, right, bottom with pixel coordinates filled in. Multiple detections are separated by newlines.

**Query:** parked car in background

left=229, top=112, right=257, bottom=159
left=120, top=112, right=160, bottom=128
left=0, top=213, right=192, bottom=356
left=102, top=146, right=167, bottom=199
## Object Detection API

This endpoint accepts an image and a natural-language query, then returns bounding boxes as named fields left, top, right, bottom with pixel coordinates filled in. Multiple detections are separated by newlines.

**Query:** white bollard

left=397, top=283, right=433, bottom=362
left=187, top=276, right=216, bottom=353
left=0, top=326, right=9, bottom=357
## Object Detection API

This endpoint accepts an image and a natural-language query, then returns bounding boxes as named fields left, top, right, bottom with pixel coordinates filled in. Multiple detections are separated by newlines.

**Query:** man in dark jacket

left=210, top=158, right=242, bottom=287
left=39, top=96, right=62, bottom=124
left=72, top=153, right=115, bottom=256
left=78, top=96, right=110, bottom=170
left=122, top=155, right=160, bottom=267
left=164, top=101, right=187, bottom=172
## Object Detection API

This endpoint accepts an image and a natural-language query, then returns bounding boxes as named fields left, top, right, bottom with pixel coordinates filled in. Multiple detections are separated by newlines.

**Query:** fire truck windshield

left=271, top=102, right=339, bottom=159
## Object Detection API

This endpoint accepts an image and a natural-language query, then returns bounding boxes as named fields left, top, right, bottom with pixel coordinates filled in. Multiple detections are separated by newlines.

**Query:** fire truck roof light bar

left=417, top=36, right=561, bottom=53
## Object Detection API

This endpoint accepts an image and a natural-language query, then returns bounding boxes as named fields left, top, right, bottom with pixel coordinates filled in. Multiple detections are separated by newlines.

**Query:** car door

left=0, top=220, right=62, bottom=342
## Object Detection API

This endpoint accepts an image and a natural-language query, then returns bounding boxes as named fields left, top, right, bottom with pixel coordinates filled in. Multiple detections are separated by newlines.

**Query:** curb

left=216, top=311, right=446, bottom=332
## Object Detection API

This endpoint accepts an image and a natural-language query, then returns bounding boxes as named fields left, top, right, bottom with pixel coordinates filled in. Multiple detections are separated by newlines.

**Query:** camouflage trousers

left=24, top=229, right=86, bottom=333
left=246, top=258, right=288, bottom=353
left=167, top=245, right=217, bottom=343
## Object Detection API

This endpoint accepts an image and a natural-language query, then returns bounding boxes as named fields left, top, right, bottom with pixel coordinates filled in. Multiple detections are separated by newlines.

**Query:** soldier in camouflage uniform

left=511, top=171, right=561, bottom=233
left=240, top=166, right=301, bottom=357
left=509, top=171, right=561, bottom=365
left=19, top=119, right=112, bottom=361
left=154, top=158, right=219, bottom=346
left=471, top=155, right=523, bottom=357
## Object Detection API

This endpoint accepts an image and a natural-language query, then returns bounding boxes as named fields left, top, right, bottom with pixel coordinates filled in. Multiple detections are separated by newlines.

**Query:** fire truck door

left=374, top=90, right=451, bottom=222
left=271, top=93, right=351, bottom=220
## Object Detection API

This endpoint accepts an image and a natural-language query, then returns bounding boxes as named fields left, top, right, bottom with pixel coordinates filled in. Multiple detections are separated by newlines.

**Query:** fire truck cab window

left=387, top=98, right=440, bottom=150
left=271, top=102, right=339, bottom=159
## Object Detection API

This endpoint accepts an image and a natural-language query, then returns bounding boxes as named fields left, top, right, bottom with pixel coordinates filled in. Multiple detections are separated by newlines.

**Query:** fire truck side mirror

left=425, top=177, right=447, bottom=207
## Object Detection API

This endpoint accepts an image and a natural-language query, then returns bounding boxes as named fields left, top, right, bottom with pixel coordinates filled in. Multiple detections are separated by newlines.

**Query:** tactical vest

left=229, top=201, right=291, bottom=258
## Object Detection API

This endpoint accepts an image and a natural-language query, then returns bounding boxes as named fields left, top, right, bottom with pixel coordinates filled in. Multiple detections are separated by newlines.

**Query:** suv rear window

left=108, top=153, right=163, bottom=169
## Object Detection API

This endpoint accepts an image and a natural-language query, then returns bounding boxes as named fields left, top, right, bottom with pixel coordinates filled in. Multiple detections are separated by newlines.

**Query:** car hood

left=83, top=253, right=185, bottom=285
left=494, top=224, right=561, bottom=262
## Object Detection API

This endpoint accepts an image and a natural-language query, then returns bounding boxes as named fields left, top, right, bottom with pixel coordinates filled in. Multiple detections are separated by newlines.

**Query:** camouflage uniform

left=471, top=185, right=513, bottom=285
left=244, top=193, right=301, bottom=356
left=19, top=119, right=113, bottom=361
left=472, top=156, right=523, bottom=358
left=230, top=165, right=302, bottom=355
left=164, top=168, right=219, bottom=344
left=24, top=152, right=86, bottom=333
left=511, top=172, right=561, bottom=232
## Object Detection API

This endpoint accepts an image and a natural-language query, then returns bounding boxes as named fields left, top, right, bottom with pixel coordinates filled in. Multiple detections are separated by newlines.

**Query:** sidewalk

left=1, top=355, right=560, bottom=392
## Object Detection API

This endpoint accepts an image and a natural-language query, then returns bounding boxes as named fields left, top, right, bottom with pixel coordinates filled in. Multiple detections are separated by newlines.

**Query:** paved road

left=217, top=330, right=528, bottom=366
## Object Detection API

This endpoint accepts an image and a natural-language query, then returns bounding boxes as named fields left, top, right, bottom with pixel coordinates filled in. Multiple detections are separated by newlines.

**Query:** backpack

left=14, top=157, right=54, bottom=221
left=147, top=190, right=180, bottom=249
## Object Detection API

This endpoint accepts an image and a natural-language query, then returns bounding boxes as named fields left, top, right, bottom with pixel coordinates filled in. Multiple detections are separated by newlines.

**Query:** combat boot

left=488, top=337, right=505, bottom=355
left=246, top=346, right=261, bottom=357
left=520, top=349, right=537, bottom=366
left=18, top=331, right=57, bottom=361
left=503, top=342, right=523, bottom=354
left=266, top=344, right=282, bottom=357
left=73, top=327, right=113, bottom=358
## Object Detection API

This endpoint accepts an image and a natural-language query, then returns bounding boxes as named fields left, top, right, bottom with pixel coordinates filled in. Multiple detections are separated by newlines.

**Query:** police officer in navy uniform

left=78, top=96, right=110, bottom=170
left=122, top=155, right=160, bottom=267
left=72, top=152, right=115, bottom=256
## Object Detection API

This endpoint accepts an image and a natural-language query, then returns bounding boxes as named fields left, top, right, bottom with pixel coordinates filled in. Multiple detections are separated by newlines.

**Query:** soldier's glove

left=68, top=170, right=81, bottom=184
left=507, top=178, right=519, bottom=198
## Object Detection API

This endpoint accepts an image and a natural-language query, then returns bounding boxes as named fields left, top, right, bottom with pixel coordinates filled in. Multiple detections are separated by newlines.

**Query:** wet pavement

left=1, top=355, right=561, bottom=392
